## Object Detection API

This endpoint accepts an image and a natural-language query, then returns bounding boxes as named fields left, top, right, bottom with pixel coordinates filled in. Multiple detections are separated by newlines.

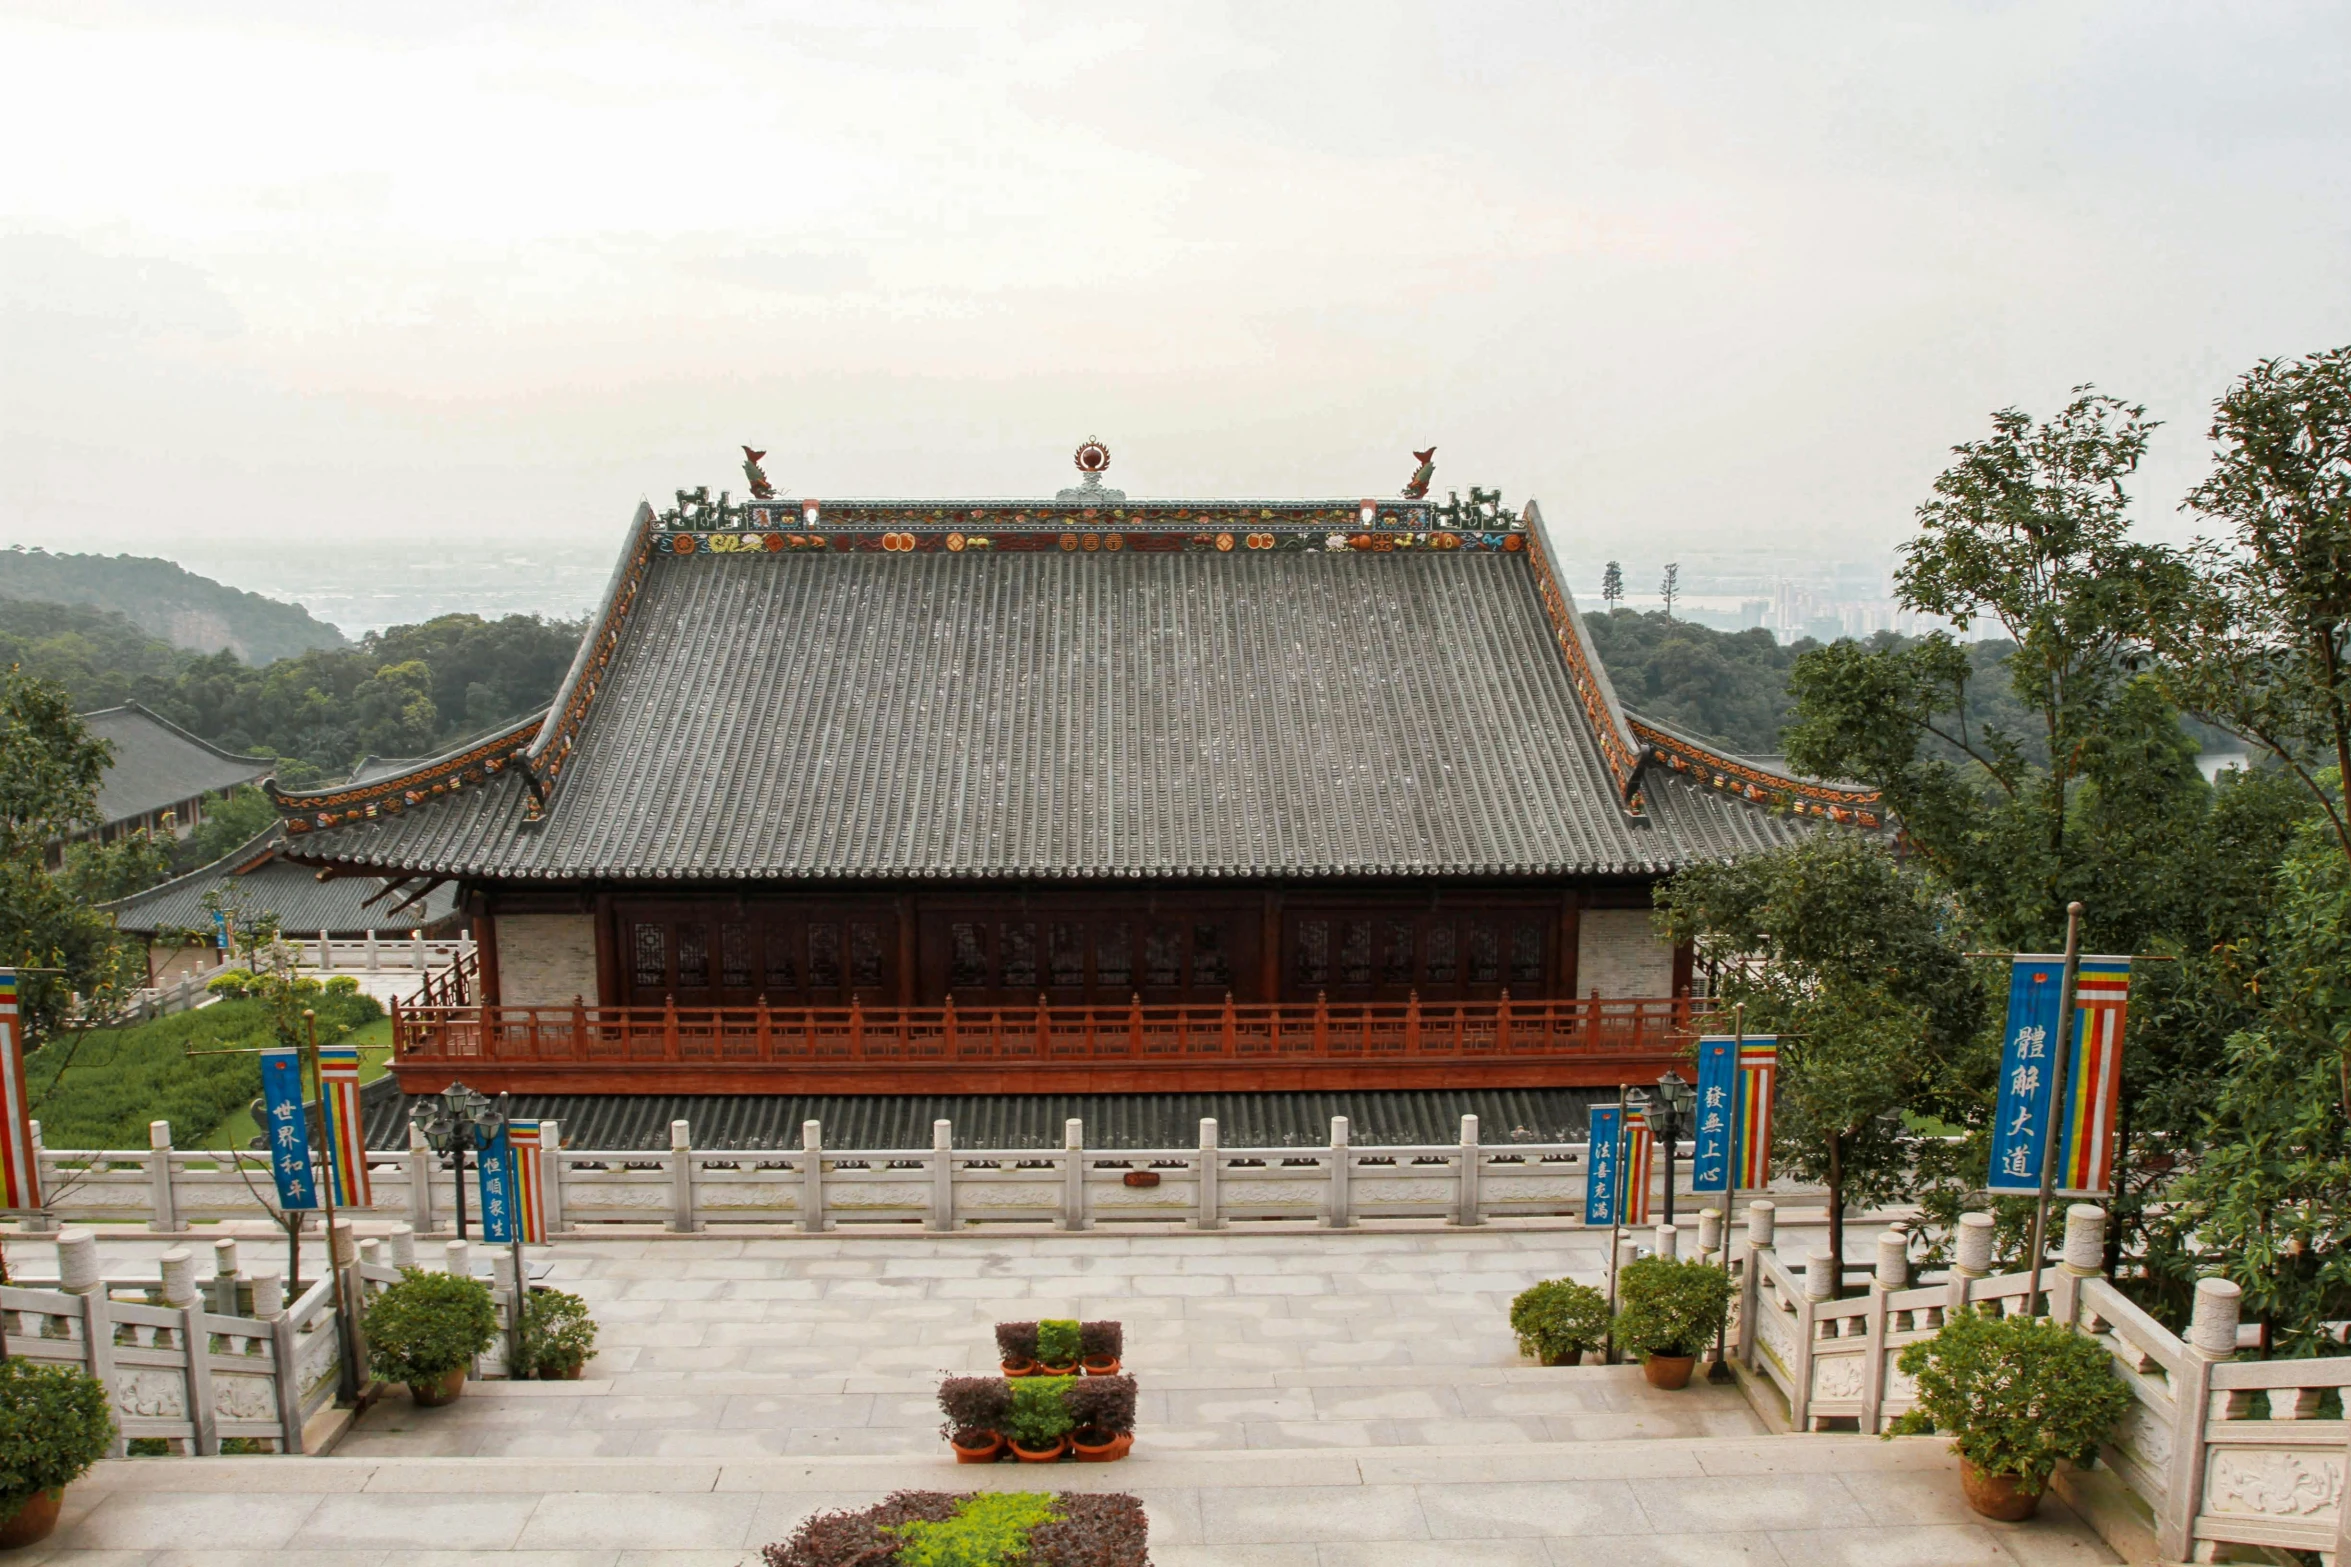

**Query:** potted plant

left=518, top=1287, right=599, bottom=1380
left=1887, top=1309, right=2134, bottom=1520
left=1035, top=1319, right=1082, bottom=1377
left=0, top=1360, right=114, bottom=1548
left=1066, top=1374, right=1136, bottom=1462
left=936, top=1376, right=1012, bottom=1464
left=1079, top=1321, right=1123, bottom=1376
left=1509, top=1278, right=1611, bottom=1367
left=1006, top=1375, right=1075, bottom=1463
left=763, top=1489, right=1150, bottom=1566
left=1612, top=1256, right=1733, bottom=1389
left=362, top=1269, right=499, bottom=1406
left=995, top=1321, right=1040, bottom=1377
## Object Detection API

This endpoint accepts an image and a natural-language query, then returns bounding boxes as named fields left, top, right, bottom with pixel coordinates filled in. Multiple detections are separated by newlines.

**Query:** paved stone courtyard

left=6, top=1225, right=2121, bottom=1563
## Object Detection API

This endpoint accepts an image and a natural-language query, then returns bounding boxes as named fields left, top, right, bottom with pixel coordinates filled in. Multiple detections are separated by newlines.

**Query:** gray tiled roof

left=279, top=544, right=1815, bottom=880
left=80, top=705, right=272, bottom=827
left=99, top=828, right=461, bottom=937
left=359, top=1084, right=1616, bottom=1152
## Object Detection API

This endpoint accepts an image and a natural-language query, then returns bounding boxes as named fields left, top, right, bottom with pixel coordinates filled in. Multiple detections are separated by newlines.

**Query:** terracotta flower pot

left=1001, top=1359, right=1038, bottom=1379
left=1072, top=1429, right=1123, bottom=1462
left=951, top=1430, right=1006, bottom=1464
left=409, top=1367, right=467, bottom=1407
left=1037, top=1361, right=1078, bottom=1378
left=1959, top=1459, right=2044, bottom=1521
left=0, top=1488, right=62, bottom=1550
left=1081, top=1357, right=1122, bottom=1377
left=1010, top=1436, right=1069, bottom=1463
left=1642, top=1354, right=1697, bottom=1390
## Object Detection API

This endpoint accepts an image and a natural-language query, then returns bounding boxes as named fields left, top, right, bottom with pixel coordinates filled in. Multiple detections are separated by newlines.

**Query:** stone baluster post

left=538, top=1119, right=566, bottom=1235
left=1060, top=1119, right=1088, bottom=1232
left=445, top=1238, right=470, bottom=1279
left=2057, top=1204, right=2105, bottom=1325
left=407, top=1122, right=435, bottom=1234
left=1696, top=1207, right=1722, bottom=1263
left=928, top=1119, right=955, bottom=1234
left=1195, top=1119, right=1223, bottom=1230
left=1325, top=1116, right=1353, bottom=1229
left=1654, top=1222, right=1678, bottom=1260
left=211, top=1237, right=241, bottom=1315
left=388, top=1222, right=417, bottom=1270
left=250, top=1268, right=299, bottom=1454
left=798, top=1120, right=826, bottom=1234
left=668, top=1120, right=694, bottom=1234
left=1455, top=1114, right=1483, bottom=1226
left=58, top=1230, right=120, bottom=1454
left=159, top=1247, right=218, bottom=1453
left=1804, top=1248, right=1838, bottom=1302
left=2156, top=1277, right=2241, bottom=1562
left=1874, top=1228, right=1909, bottom=1291
left=147, top=1120, right=177, bottom=1234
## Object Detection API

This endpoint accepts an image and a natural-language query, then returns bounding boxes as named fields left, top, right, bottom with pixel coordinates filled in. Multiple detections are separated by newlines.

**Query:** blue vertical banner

left=258, top=1049, right=319, bottom=1211
left=1690, top=1037, right=1738, bottom=1195
left=475, top=1122, right=519, bottom=1243
left=1584, top=1105, right=1623, bottom=1225
left=1987, top=957, right=2066, bottom=1192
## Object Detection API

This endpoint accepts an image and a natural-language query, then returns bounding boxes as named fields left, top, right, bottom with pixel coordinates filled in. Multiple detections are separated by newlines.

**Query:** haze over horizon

left=4, top=2, right=2346, bottom=579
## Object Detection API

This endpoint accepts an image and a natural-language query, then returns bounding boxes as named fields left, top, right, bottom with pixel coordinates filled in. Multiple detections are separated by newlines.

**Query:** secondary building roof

left=81, top=704, right=273, bottom=828
left=273, top=482, right=1880, bottom=883
left=100, top=827, right=461, bottom=938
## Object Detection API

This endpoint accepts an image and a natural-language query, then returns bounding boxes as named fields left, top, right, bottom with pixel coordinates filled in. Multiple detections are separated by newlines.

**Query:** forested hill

left=0, top=598, right=583, bottom=784
left=1580, top=611, right=1813, bottom=756
left=0, top=548, right=347, bottom=664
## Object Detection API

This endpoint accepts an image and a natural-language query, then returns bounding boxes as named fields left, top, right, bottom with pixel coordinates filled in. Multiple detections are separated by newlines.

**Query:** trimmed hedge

left=763, top=1491, right=1148, bottom=1567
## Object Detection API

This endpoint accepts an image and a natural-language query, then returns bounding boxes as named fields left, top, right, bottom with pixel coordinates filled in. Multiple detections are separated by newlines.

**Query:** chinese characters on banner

left=0, top=971, right=41, bottom=1210
left=1691, top=1036, right=1780, bottom=1197
left=318, top=1044, right=371, bottom=1207
left=259, top=1049, right=319, bottom=1211
left=1584, top=1106, right=1622, bottom=1225
left=476, top=1121, right=520, bottom=1243
left=1986, top=956, right=2132, bottom=1196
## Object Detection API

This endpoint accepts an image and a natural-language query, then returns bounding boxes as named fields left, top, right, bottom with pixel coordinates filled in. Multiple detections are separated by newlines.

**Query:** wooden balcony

left=387, top=994, right=1707, bottom=1095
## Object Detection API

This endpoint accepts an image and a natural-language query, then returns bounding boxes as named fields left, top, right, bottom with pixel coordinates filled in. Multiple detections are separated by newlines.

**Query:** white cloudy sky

left=3, top=1, right=2346, bottom=574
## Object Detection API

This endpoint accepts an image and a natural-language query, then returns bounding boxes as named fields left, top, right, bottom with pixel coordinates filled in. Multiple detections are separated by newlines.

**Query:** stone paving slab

left=9, top=1440, right=2118, bottom=1564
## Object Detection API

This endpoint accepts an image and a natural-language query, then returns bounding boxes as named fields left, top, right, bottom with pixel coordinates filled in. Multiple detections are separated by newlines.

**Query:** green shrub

left=886, top=1491, right=1061, bottom=1567
left=0, top=1360, right=114, bottom=1510
left=205, top=969, right=258, bottom=1000
left=517, top=1287, right=598, bottom=1378
left=1006, top=1376, right=1074, bottom=1449
left=1613, top=1256, right=1734, bottom=1359
left=362, top=1270, right=499, bottom=1385
left=1510, top=1278, right=1612, bottom=1365
left=1887, top=1310, right=2135, bottom=1489
left=1036, top=1318, right=1082, bottom=1365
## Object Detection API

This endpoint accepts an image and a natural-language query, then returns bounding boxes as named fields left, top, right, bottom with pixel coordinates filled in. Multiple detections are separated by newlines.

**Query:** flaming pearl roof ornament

left=1057, top=437, right=1126, bottom=504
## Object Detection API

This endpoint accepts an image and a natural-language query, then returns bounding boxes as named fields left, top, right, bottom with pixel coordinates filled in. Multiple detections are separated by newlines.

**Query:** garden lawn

left=204, top=1016, right=395, bottom=1150
left=23, top=998, right=386, bottom=1150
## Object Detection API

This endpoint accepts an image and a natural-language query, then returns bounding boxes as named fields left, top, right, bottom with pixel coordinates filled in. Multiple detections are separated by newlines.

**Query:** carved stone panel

left=114, top=1369, right=187, bottom=1420
left=2204, top=1449, right=2345, bottom=1519
left=212, top=1374, right=278, bottom=1423
left=1811, top=1353, right=1865, bottom=1403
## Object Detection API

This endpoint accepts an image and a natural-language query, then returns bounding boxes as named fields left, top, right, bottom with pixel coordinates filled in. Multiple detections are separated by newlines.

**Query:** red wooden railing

left=389, top=993, right=1706, bottom=1075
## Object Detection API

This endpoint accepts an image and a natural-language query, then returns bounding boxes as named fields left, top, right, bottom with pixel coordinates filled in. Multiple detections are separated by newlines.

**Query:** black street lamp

left=410, top=1082, right=507, bottom=1240
left=1654, top=1069, right=1694, bottom=1229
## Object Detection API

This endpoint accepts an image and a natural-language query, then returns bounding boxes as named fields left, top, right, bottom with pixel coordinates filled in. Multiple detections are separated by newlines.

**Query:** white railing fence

left=1730, top=1199, right=2351, bottom=1566
left=119, top=971, right=214, bottom=1023
left=290, top=932, right=471, bottom=976
left=31, top=1114, right=1824, bottom=1236
left=5, top=1225, right=535, bottom=1457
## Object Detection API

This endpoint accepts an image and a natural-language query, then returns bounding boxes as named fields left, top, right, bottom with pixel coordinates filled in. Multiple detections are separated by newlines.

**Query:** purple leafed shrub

left=1079, top=1320, right=1123, bottom=1362
left=994, top=1321, right=1040, bottom=1363
left=762, top=1490, right=1149, bottom=1567
left=935, top=1375, right=1012, bottom=1442
left=1064, top=1374, right=1137, bottom=1441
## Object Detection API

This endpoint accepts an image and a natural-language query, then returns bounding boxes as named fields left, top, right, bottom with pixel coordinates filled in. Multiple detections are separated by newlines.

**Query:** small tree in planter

left=0, top=1360, right=114, bottom=1548
left=1510, top=1279, right=1611, bottom=1366
left=1612, top=1257, right=1733, bottom=1389
left=1079, top=1320, right=1123, bottom=1375
left=1035, top=1319, right=1082, bottom=1375
left=1006, top=1375, right=1076, bottom=1462
left=517, top=1288, right=599, bottom=1380
left=995, top=1321, right=1040, bottom=1376
left=937, top=1376, right=1013, bottom=1464
left=1066, top=1374, right=1136, bottom=1461
left=363, top=1270, right=499, bottom=1406
left=1887, top=1310, right=2134, bottom=1520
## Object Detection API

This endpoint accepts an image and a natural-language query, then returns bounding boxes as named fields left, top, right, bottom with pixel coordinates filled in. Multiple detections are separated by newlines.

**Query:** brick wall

left=1575, top=908, right=1674, bottom=998
left=497, top=913, right=598, bottom=1007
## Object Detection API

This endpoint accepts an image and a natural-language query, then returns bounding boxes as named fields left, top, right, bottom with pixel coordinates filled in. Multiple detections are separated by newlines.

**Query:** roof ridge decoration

left=1627, top=716, right=1883, bottom=827
left=1517, top=502, right=1645, bottom=812
left=522, top=501, right=660, bottom=820
left=270, top=712, right=544, bottom=837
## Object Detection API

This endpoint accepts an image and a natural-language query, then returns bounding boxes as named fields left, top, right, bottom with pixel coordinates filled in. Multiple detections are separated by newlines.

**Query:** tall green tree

left=1657, top=833, right=1988, bottom=1278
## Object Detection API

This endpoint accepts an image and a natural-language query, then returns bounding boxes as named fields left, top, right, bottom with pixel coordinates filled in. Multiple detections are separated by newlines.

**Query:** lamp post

left=1654, top=1068, right=1694, bottom=1229
left=409, top=1082, right=503, bottom=1240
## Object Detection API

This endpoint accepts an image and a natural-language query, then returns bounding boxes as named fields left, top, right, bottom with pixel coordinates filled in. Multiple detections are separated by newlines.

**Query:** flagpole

left=1708, top=1003, right=1743, bottom=1384
left=2024, top=902, right=2084, bottom=1317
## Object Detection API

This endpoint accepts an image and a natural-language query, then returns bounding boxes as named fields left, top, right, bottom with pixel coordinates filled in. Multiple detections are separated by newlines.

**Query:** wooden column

left=1259, top=889, right=1282, bottom=1003
left=1558, top=892, right=1581, bottom=1000
left=897, top=896, right=917, bottom=1007
left=473, top=910, right=502, bottom=1007
left=593, top=892, right=620, bottom=1006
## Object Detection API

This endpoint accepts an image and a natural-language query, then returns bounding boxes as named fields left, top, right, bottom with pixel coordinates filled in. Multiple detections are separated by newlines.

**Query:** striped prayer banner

left=318, top=1043, right=371, bottom=1208
left=507, top=1120, right=548, bottom=1243
left=0, top=970, right=41, bottom=1211
left=2056, top=960, right=2131, bottom=1197
left=1622, top=1110, right=1654, bottom=1226
left=1735, top=1039, right=1778, bottom=1190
